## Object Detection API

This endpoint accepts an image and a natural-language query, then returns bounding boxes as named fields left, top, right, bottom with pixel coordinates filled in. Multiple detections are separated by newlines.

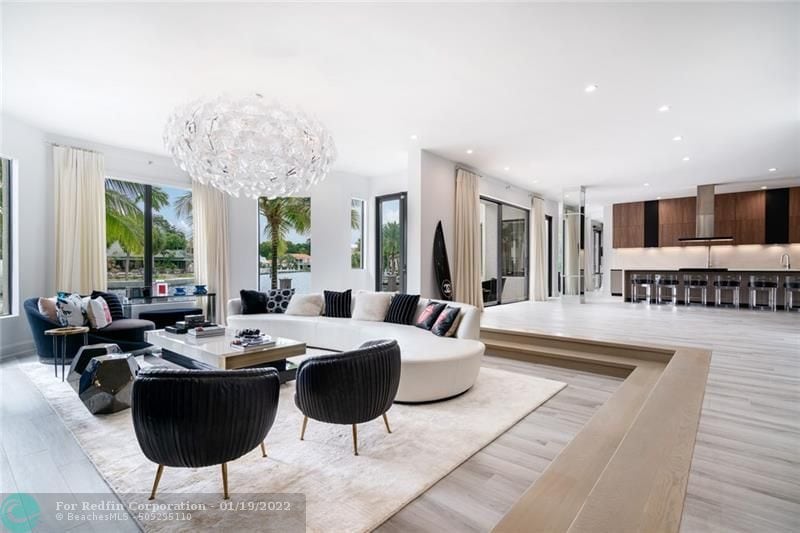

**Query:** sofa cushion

left=91, top=291, right=125, bottom=320
left=415, top=302, right=446, bottom=330
left=57, top=294, right=86, bottom=326
left=324, top=289, right=352, bottom=318
left=37, top=297, right=60, bottom=322
left=86, top=296, right=113, bottom=329
left=384, top=293, right=420, bottom=325
left=240, top=289, right=268, bottom=314
left=431, top=306, right=462, bottom=337
left=352, top=291, right=393, bottom=321
left=286, top=293, right=324, bottom=316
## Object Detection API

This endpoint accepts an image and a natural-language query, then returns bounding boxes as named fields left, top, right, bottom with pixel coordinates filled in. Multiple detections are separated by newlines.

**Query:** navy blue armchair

left=24, top=298, right=156, bottom=363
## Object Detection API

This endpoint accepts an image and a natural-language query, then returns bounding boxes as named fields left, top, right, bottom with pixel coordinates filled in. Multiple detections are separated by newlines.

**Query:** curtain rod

left=48, top=142, right=102, bottom=155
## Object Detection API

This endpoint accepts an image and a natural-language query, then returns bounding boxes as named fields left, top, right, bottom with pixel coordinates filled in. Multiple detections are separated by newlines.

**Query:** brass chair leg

left=149, top=464, right=164, bottom=500
left=382, top=413, right=392, bottom=434
left=221, top=463, right=229, bottom=500
left=260, top=442, right=267, bottom=458
left=352, top=424, right=359, bottom=456
left=300, top=415, right=308, bottom=440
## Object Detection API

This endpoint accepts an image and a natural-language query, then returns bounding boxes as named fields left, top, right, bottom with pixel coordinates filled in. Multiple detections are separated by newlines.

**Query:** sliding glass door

left=480, top=198, right=530, bottom=306
left=375, top=193, right=407, bottom=292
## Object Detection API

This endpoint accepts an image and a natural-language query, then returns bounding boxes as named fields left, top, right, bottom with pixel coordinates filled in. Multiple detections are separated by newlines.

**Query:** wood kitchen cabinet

left=735, top=190, right=766, bottom=245
left=658, top=197, right=696, bottom=247
left=613, top=202, right=644, bottom=248
left=714, top=193, right=737, bottom=241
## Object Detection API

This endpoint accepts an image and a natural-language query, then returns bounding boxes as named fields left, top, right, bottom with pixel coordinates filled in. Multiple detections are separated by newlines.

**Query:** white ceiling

left=2, top=2, right=799, bottom=204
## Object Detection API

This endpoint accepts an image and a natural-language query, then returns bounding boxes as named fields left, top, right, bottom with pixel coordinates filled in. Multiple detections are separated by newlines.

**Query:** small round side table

left=45, top=326, right=89, bottom=381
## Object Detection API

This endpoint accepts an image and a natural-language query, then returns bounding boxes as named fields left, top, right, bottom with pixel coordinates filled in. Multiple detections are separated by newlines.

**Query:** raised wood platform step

left=481, top=327, right=711, bottom=533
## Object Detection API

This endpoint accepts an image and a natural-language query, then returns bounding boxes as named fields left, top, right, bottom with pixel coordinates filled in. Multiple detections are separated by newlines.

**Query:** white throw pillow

left=285, top=293, right=324, bottom=316
left=352, top=291, right=394, bottom=321
left=86, top=296, right=113, bottom=329
left=56, top=294, right=86, bottom=326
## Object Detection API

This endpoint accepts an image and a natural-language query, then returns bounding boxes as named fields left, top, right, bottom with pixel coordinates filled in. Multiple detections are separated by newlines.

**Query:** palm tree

left=104, top=179, right=169, bottom=254
left=259, top=197, right=311, bottom=289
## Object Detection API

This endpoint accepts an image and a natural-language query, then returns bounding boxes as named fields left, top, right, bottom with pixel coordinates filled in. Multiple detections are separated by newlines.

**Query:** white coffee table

left=145, top=329, right=306, bottom=370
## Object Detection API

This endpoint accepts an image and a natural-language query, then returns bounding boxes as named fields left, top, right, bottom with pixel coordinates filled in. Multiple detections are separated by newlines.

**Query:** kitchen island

left=621, top=268, right=800, bottom=308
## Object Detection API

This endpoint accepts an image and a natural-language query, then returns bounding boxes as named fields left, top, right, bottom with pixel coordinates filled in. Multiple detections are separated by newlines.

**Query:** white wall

left=0, top=116, right=51, bottom=357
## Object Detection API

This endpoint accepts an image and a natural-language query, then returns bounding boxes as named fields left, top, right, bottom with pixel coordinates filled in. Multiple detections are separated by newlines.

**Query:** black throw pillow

left=431, top=306, right=462, bottom=337
left=91, top=290, right=124, bottom=320
left=240, top=289, right=268, bottom=314
left=385, top=293, right=420, bottom=325
left=324, top=289, right=352, bottom=318
left=414, top=302, right=447, bottom=330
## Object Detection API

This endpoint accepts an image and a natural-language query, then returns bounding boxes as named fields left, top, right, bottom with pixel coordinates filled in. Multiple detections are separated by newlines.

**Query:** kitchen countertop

left=622, top=268, right=800, bottom=273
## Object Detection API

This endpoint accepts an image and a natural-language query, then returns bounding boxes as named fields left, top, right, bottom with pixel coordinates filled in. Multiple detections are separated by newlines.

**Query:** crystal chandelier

left=163, top=94, right=336, bottom=198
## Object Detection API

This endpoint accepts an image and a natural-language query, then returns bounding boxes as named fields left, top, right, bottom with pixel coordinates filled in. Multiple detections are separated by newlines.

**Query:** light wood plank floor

left=475, top=296, right=800, bottom=533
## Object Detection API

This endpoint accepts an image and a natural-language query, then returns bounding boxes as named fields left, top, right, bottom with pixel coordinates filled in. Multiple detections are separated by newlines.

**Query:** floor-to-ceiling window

left=0, top=157, right=11, bottom=316
left=258, top=197, right=312, bottom=293
left=375, top=193, right=406, bottom=292
left=105, top=178, right=194, bottom=295
left=545, top=214, right=553, bottom=297
left=480, top=197, right=530, bottom=306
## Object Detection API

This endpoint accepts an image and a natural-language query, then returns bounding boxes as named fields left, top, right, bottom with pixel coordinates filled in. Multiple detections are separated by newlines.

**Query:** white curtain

left=531, top=196, right=548, bottom=301
left=454, top=169, right=483, bottom=310
left=192, top=182, right=230, bottom=323
left=54, top=145, right=107, bottom=293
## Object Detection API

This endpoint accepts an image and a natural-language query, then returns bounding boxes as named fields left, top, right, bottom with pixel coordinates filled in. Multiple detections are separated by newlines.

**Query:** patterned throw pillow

left=431, top=306, right=462, bottom=337
left=86, top=296, right=113, bottom=329
left=37, top=297, right=60, bottom=322
left=414, top=302, right=447, bottom=330
left=266, top=288, right=295, bottom=314
left=56, top=293, right=86, bottom=326
left=323, top=289, right=352, bottom=318
left=91, top=290, right=125, bottom=320
left=385, top=293, right=421, bottom=325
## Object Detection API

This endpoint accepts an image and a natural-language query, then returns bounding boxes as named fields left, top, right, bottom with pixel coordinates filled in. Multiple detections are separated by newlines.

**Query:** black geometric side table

left=79, top=353, right=140, bottom=414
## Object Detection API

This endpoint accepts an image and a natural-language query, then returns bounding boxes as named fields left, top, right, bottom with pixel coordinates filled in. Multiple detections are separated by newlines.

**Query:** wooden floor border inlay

left=480, top=327, right=711, bottom=533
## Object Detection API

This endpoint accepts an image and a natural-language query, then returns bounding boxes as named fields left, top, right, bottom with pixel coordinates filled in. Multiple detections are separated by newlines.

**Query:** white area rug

left=22, top=363, right=565, bottom=532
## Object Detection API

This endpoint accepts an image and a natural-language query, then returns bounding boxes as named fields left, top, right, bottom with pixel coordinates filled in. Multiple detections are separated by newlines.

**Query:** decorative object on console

left=414, top=302, right=447, bottom=330
left=154, top=282, right=169, bottom=297
left=132, top=367, right=281, bottom=500
left=352, top=290, right=394, bottom=321
left=324, top=289, right=352, bottom=318
left=384, top=293, right=420, bottom=325
left=174, top=287, right=187, bottom=296
left=431, top=306, right=463, bottom=337
left=285, top=293, right=324, bottom=316
left=78, top=353, right=139, bottom=414
left=433, top=221, right=454, bottom=301
left=68, top=343, right=122, bottom=393
left=163, top=93, right=337, bottom=198
left=295, top=340, right=401, bottom=456
left=194, top=284, right=208, bottom=295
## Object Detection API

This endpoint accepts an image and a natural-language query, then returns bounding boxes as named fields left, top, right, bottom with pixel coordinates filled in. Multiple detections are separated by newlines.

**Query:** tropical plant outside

left=259, top=197, right=311, bottom=290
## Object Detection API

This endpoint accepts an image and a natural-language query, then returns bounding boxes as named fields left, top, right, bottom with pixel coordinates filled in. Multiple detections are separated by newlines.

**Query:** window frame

left=0, top=156, right=16, bottom=317
left=351, top=197, right=366, bottom=270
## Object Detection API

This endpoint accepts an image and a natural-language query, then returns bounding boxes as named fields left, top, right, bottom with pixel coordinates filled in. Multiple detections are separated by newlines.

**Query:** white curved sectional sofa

left=227, top=292, right=485, bottom=402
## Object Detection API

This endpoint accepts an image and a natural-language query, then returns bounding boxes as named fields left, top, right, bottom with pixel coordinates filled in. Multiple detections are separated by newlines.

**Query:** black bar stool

left=713, top=274, right=741, bottom=308
left=749, top=275, right=779, bottom=312
left=683, top=274, right=708, bottom=306
left=785, top=276, right=800, bottom=311
left=631, top=273, right=655, bottom=303
left=656, top=274, right=679, bottom=305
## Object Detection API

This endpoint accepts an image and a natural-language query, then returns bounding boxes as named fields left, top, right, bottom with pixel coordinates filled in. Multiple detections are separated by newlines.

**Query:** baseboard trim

left=0, top=340, right=36, bottom=361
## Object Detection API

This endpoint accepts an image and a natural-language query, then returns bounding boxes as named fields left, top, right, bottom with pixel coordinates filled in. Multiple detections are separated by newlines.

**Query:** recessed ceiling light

left=466, top=149, right=473, bottom=154
left=682, top=156, right=691, bottom=161
left=658, top=105, right=670, bottom=113
left=761, top=185, right=768, bottom=190
left=409, top=134, right=418, bottom=140
left=503, top=166, right=510, bottom=171
left=768, top=167, right=777, bottom=172
left=532, top=179, right=539, bottom=184
left=672, top=136, right=683, bottom=142
left=584, top=84, right=598, bottom=93
left=656, top=196, right=662, bottom=200
left=644, top=183, right=650, bottom=187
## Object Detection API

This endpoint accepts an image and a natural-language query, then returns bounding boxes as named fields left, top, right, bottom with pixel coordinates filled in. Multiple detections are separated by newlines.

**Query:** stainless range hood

left=678, top=184, right=734, bottom=243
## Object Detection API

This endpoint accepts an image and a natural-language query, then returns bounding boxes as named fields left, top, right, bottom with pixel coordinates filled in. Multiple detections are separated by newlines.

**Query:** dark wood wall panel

left=714, top=193, right=737, bottom=239
left=765, top=188, right=790, bottom=244
left=659, top=197, right=696, bottom=247
left=644, top=200, right=660, bottom=247
left=790, top=187, right=800, bottom=243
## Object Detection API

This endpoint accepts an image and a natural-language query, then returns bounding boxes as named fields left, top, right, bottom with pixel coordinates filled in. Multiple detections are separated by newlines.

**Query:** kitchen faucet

left=780, top=253, right=791, bottom=270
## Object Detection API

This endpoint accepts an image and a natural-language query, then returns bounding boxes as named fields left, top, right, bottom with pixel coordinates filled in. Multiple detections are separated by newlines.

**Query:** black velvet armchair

left=294, top=339, right=401, bottom=455
left=24, top=298, right=155, bottom=363
left=132, top=368, right=281, bottom=500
